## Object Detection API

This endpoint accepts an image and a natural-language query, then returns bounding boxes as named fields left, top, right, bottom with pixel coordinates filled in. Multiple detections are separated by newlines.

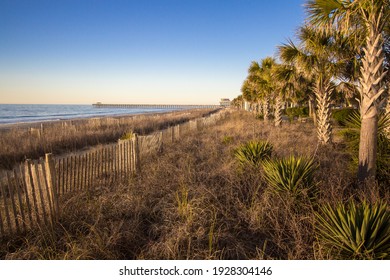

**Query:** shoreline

left=0, top=107, right=220, bottom=169
left=0, top=108, right=204, bottom=132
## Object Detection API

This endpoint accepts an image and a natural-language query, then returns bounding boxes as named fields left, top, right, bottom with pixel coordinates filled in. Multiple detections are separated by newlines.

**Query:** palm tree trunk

left=314, top=78, right=332, bottom=145
left=244, top=101, right=250, bottom=111
left=274, top=95, right=283, bottom=127
left=263, top=97, right=270, bottom=122
left=309, top=94, right=317, bottom=125
left=357, top=14, right=387, bottom=181
left=358, top=110, right=378, bottom=181
left=386, top=93, right=390, bottom=137
left=257, top=101, right=263, bottom=116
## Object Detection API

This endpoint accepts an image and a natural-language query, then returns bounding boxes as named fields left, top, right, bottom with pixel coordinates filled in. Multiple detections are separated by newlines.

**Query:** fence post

left=174, top=124, right=181, bottom=140
left=132, top=134, right=140, bottom=174
left=159, top=131, right=163, bottom=152
left=45, top=153, right=59, bottom=222
left=170, top=126, right=174, bottom=143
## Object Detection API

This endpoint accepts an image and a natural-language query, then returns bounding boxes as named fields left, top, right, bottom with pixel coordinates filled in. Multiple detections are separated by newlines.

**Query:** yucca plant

left=234, top=140, right=273, bottom=167
left=262, top=156, right=317, bottom=196
left=316, top=200, right=390, bottom=259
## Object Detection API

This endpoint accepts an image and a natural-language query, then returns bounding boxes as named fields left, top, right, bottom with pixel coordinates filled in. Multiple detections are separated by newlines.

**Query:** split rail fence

left=0, top=110, right=227, bottom=239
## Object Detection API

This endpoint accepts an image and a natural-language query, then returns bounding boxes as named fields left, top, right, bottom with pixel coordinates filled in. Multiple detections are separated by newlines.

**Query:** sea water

left=0, top=104, right=176, bottom=125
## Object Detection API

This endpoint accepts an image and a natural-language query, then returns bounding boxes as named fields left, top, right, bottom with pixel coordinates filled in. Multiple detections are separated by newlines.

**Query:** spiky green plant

left=234, top=140, right=273, bottom=167
left=262, top=156, right=317, bottom=196
left=316, top=200, right=390, bottom=260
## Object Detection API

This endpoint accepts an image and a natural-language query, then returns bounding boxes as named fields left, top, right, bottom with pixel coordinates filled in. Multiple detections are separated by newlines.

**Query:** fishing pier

left=92, top=103, right=222, bottom=109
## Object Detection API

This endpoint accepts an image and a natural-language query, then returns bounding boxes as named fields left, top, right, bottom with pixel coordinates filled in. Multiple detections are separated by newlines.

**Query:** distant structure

left=219, top=98, right=231, bottom=107
left=92, top=103, right=220, bottom=109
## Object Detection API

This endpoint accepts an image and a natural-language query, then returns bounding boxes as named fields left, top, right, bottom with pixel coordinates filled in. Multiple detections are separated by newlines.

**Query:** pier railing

left=0, top=109, right=227, bottom=239
left=92, top=103, right=221, bottom=109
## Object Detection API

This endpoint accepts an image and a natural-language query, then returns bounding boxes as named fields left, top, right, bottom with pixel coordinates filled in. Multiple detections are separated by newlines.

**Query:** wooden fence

left=0, top=110, right=227, bottom=239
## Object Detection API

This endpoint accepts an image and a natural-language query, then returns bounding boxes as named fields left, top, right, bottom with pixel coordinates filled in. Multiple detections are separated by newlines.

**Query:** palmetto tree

left=241, top=79, right=255, bottom=111
left=257, top=57, right=277, bottom=123
left=279, top=26, right=340, bottom=144
left=231, top=95, right=244, bottom=109
left=306, top=0, right=389, bottom=181
left=242, top=61, right=262, bottom=112
left=242, top=58, right=277, bottom=121
left=273, top=62, right=314, bottom=126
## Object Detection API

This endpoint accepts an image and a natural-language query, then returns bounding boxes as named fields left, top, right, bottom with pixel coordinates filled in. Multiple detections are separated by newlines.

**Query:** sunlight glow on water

left=0, top=104, right=176, bottom=125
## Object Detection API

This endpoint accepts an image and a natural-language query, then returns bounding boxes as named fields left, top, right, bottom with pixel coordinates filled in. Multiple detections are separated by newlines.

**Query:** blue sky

left=0, top=0, right=305, bottom=105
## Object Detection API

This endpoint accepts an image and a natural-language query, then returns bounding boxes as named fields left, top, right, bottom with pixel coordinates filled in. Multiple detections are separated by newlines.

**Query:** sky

left=0, top=0, right=306, bottom=105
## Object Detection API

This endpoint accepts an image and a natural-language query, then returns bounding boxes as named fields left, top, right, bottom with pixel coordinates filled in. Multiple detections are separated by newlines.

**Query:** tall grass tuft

left=315, top=200, right=390, bottom=259
left=120, top=131, right=134, bottom=140
left=234, top=140, right=273, bottom=167
left=262, top=156, right=317, bottom=196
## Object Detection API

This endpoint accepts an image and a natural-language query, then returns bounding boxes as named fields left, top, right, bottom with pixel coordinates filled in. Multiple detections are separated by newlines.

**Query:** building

left=219, top=98, right=231, bottom=107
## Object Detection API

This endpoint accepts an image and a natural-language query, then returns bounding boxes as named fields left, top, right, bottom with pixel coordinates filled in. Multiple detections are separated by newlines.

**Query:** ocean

left=0, top=104, right=177, bottom=125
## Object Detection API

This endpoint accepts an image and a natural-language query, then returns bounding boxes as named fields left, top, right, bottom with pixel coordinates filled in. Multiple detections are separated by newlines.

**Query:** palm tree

left=278, top=26, right=340, bottom=145
left=306, top=0, right=389, bottom=181
left=273, top=60, right=314, bottom=126
left=241, top=61, right=263, bottom=112
left=257, top=57, right=277, bottom=123
left=241, top=58, right=277, bottom=122
left=231, top=95, right=244, bottom=109
left=241, top=79, right=255, bottom=111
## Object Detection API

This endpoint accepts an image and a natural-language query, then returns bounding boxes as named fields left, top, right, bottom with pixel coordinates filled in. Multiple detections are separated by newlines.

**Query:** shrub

left=262, top=156, right=317, bottom=196
left=234, top=140, right=273, bottom=167
left=255, top=114, right=264, bottom=120
left=285, top=107, right=309, bottom=119
left=222, top=135, right=234, bottom=145
left=315, top=200, right=390, bottom=259
left=332, top=107, right=358, bottom=126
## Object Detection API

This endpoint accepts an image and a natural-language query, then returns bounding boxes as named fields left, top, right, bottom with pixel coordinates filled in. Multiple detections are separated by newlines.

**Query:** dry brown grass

left=1, top=110, right=388, bottom=260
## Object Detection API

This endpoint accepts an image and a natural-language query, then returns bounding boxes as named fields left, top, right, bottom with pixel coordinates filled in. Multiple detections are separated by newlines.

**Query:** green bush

left=234, top=140, right=273, bottom=167
left=316, top=200, right=390, bottom=259
left=285, top=107, right=309, bottom=119
left=262, top=156, right=317, bottom=196
left=222, top=135, right=234, bottom=145
left=255, top=114, right=264, bottom=120
left=332, top=107, right=358, bottom=126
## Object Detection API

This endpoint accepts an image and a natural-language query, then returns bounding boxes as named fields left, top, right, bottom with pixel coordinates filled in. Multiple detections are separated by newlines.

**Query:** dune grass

left=1, top=110, right=389, bottom=260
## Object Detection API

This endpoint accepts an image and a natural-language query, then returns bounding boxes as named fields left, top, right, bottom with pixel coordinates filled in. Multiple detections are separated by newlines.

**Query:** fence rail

left=0, top=109, right=227, bottom=239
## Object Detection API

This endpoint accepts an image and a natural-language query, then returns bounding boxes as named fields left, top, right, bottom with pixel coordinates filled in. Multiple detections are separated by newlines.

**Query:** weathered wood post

left=24, top=160, right=41, bottom=226
left=6, top=173, right=21, bottom=234
left=0, top=176, right=12, bottom=235
left=45, top=153, right=59, bottom=222
left=132, top=133, right=140, bottom=174
left=174, top=124, right=181, bottom=140
left=170, top=126, right=174, bottom=143
left=159, top=131, right=163, bottom=153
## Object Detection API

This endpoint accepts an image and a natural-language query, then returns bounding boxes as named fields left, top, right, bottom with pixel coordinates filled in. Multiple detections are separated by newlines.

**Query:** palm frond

left=305, top=0, right=353, bottom=33
left=278, top=39, right=303, bottom=64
